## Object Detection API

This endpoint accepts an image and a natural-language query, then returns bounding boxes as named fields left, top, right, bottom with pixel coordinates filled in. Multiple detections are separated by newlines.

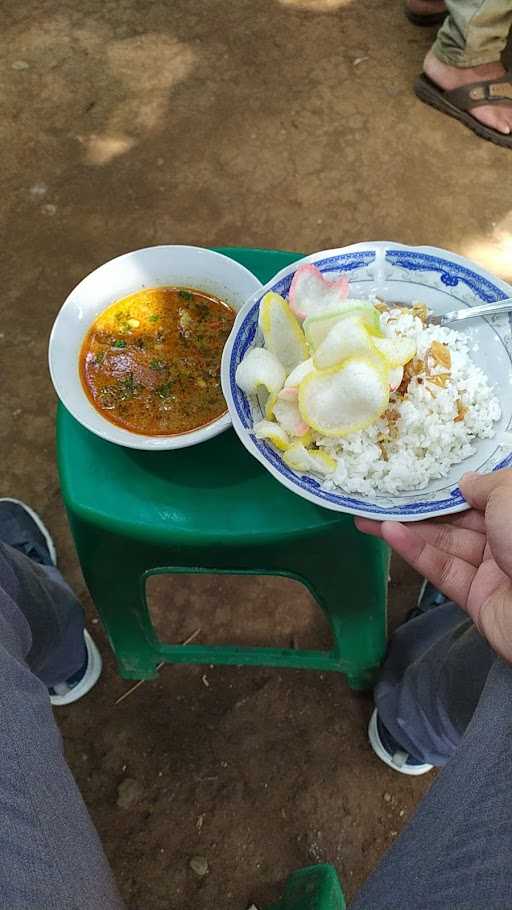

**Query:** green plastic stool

left=269, top=865, right=346, bottom=910
left=57, top=248, right=389, bottom=690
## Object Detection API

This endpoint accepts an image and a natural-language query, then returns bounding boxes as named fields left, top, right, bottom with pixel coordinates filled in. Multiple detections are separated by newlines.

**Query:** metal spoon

left=425, top=298, right=512, bottom=328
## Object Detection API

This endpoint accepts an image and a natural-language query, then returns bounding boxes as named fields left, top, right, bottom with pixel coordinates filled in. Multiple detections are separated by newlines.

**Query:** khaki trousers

left=433, top=0, right=512, bottom=66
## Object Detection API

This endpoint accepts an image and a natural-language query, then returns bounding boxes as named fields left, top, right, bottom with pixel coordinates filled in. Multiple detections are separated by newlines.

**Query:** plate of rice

left=221, top=242, right=512, bottom=521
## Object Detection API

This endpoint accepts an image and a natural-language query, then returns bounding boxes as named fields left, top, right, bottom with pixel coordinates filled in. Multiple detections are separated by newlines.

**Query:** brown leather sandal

left=415, top=72, right=512, bottom=148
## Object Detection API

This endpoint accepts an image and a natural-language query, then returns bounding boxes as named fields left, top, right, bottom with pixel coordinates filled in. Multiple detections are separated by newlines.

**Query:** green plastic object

left=56, top=247, right=389, bottom=689
left=269, top=864, right=346, bottom=910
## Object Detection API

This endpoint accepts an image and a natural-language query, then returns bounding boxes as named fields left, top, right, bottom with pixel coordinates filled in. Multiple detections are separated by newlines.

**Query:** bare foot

left=424, top=48, right=512, bottom=135
left=407, top=0, right=446, bottom=15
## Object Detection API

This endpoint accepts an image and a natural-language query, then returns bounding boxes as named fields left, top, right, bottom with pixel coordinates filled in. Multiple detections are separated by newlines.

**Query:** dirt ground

left=2, top=0, right=512, bottom=907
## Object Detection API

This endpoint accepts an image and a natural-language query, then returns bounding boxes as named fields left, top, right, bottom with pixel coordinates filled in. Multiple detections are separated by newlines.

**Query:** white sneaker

left=368, top=709, right=434, bottom=776
left=50, top=630, right=103, bottom=706
left=0, top=498, right=102, bottom=706
left=0, top=497, right=57, bottom=566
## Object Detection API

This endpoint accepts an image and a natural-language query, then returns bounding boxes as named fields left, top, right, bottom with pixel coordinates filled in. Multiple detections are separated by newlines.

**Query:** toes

left=470, top=104, right=512, bottom=136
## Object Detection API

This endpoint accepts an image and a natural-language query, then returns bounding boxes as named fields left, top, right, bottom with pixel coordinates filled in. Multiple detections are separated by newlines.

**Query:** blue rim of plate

left=227, top=247, right=512, bottom=518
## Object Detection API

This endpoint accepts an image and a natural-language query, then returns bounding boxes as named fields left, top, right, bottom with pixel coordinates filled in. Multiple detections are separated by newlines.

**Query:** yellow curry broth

left=80, top=287, right=235, bottom=435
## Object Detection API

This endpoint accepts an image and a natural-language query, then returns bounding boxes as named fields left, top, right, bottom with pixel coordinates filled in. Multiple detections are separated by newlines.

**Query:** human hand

left=355, top=469, right=512, bottom=663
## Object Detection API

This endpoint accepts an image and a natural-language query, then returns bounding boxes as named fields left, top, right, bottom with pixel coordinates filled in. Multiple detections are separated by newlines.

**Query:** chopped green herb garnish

left=156, top=381, right=173, bottom=399
left=112, top=339, right=127, bottom=349
left=149, top=314, right=160, bottom=323
left=150, top=359, right=166, bottom=370
left=94, top=351, right=105, bottom=365
left=178, top=290, right=193, bottom=301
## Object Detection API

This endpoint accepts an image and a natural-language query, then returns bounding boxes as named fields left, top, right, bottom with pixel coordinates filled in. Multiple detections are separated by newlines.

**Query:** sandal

left=415, top=72, right=512, bottom=149
left=405, top=3, right=447, bottom=26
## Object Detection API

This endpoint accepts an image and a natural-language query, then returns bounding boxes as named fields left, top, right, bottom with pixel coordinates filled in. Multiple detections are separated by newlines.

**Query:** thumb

left=459, top=468, right=512, bottom=512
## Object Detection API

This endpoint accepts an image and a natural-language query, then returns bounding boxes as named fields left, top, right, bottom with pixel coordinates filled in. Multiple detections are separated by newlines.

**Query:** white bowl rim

left=49, top=244, right=262, bottom=450
left=222, top=240, right=512, bottom=521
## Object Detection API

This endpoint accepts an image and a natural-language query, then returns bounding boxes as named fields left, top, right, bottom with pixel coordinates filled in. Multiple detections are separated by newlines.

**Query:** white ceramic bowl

left=49, top=245, right=262, bottom=450
left=222, top=242, right=512, bottom=522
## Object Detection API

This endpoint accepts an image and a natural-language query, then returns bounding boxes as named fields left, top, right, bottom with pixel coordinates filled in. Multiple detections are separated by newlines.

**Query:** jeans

left=433, top=0, right=512, bottom=67
left=351, top=600, right=512, bottom=909
left=0, top=542, right=124, bottom=909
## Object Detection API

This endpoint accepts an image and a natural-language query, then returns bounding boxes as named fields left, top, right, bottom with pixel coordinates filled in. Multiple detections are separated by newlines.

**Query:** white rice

left=315, top=309, right=501, bottom=496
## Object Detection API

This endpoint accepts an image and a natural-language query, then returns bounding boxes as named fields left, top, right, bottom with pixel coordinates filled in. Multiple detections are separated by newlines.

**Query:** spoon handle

left=430, top=298, right=512, bottom=327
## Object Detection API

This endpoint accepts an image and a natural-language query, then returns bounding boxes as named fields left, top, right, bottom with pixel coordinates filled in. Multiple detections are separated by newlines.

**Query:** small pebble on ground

left=189, top=855, right=209, bottom=877
left=116, top=777, right=143, bottom=809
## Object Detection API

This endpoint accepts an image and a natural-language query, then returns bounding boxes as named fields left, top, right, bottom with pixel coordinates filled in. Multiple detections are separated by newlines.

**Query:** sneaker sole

left=368, top=709, right=434, bottom=776
left=50, top=631, right=103, bottom=706
left=0, top=498, right=57, bottom=566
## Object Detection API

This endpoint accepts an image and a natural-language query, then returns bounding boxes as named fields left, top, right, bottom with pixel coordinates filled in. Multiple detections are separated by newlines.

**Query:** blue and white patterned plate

left=221, top=243, right=512, bottom=521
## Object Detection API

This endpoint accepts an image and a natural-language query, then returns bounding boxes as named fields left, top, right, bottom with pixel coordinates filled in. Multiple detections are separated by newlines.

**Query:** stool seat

left=58, top=417, right=344, bottom=547
left=57, top=248, right=388, bottom=688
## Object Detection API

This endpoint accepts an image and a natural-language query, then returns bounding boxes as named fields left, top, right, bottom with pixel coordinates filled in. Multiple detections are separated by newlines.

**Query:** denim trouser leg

left=351, top=656, right=512, bottom=909
left=0, top=542, right=124, bottom=909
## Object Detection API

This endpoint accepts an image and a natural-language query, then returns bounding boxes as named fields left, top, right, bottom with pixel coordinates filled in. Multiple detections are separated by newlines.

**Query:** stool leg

left=277, top=864, right=346, bottom=909
left=278, top=523, right=389, bottom=690
left=68, top=517, right=160, bottom=679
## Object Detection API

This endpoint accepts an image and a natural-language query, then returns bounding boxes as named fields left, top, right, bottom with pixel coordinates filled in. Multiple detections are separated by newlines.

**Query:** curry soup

left=80, top=287, right=236, bottom=435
